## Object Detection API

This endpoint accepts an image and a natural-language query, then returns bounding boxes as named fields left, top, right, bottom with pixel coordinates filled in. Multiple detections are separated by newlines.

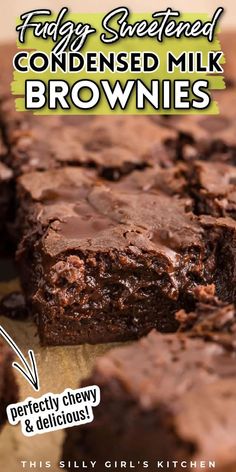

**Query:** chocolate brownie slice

left=62, top=330, right=236, bottom=471
left=15, top=165, right=215, bottom=345
left=0, top=341, right=19, bottom=427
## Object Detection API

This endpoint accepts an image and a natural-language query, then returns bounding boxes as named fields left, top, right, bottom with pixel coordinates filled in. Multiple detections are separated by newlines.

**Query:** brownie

left=62, top=330, right=236, bottom=471
left=0, top=46, right=178, bottom=180
left=199, top=215, right=236, bottom=303
left=0, top=160, right=12, bottom=233
left=1, top=109, right=177, bottom=180
left=185, top=159, right=236, bottom=218
left=169, top=90, right=236, bottom=166
left=0, top=129, right=13, bottom=249
left=167, top=32, right=236, bottom=165
left=0, top=341, right=19, bottom=427
left=176, top=285, right=236, bottom=349
left=0, top=161, right=12, bottom=230
left=15, top=164, right=218, bottom=345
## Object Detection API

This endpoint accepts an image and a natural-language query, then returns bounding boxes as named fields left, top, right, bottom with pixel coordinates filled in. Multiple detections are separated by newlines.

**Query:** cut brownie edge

left=32, top=246, right=187, bottom=345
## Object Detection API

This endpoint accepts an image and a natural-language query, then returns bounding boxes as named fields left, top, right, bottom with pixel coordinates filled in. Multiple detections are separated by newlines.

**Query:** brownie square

left=0, top=341, right=19, bottom=427
left=16, top=165, right=216, bottom=345
left=62, top=330, right=236, bottom=471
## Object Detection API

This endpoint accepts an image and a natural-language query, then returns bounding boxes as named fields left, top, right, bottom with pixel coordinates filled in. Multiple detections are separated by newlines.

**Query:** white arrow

left=0, top=325, right=40, bottom=392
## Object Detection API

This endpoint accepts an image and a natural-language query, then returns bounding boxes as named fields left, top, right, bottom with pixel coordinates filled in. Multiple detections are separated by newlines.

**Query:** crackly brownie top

left=0, top=106, right=177, bottom=177
left=0, top=45, right=177, bottom=178
left=113, top=162, right=188, bottom=197
left=18, top=166, right=204, bottom=261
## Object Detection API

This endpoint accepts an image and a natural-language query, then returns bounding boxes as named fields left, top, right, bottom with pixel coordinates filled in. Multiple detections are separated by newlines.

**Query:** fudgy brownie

left=62, top=329, right=236, bottom=472
left=0, top=341, right=19, bottom=427
left=15, top=165, right=217, bottom=345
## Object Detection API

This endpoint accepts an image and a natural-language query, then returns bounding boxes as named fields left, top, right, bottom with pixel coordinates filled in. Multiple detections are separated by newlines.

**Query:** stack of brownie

left=0, top=33, right=236, bottom=468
